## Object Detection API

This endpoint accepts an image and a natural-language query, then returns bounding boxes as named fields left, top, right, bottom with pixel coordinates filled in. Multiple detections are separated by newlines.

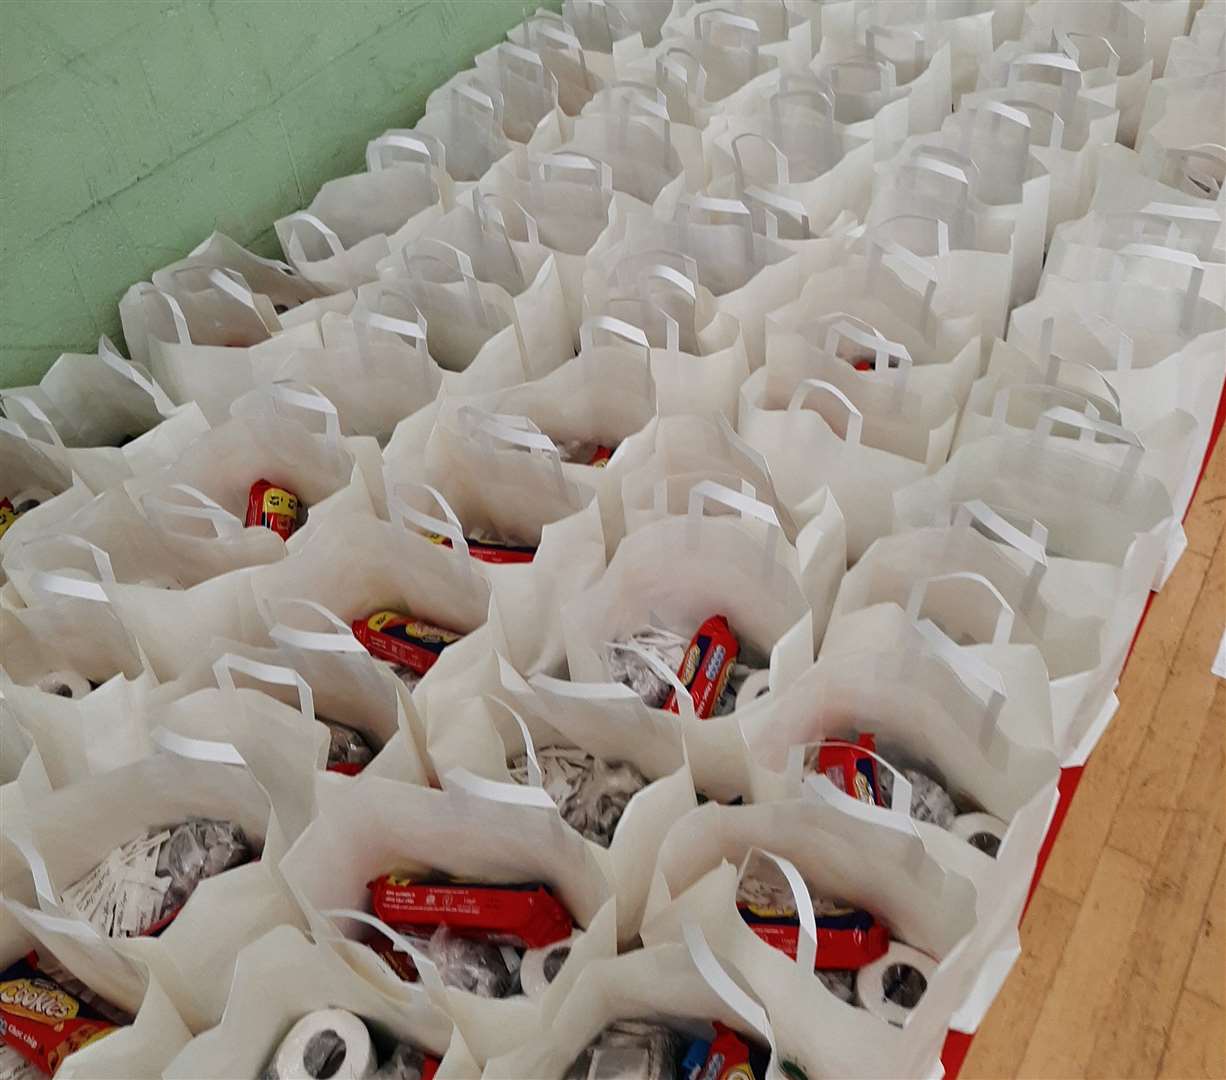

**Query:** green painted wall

left=0, top=0, right=557, bottom=388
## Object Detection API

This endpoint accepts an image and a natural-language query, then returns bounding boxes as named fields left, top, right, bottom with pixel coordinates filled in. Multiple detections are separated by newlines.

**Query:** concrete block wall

left=0, top=0, right=555, bottom=387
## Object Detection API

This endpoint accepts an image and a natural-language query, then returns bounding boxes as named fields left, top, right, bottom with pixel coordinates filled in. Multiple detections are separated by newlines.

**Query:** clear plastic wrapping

left=372, top=1042, right=438, bottom=1080
left=425, top=925, right=521, bottom=999
left=564, top=1020, right=685, bottom=1080
left=322, top=719, right=375, bottom=770
left=878, top=768, right=958, bottom=829
left=605, top=627, right=688, bottom=708
left=508, top=747, right=649, bottom=848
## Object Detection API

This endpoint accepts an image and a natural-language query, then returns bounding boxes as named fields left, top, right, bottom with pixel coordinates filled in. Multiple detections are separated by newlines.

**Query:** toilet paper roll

left=35, top=669, right=92, bottom=700
left=735, top=669, right=771, bottom=710
left=856, top=943, right=938, bottom=1028
left=519, top=932, right=581, bottom=998
left=271, top=1009, right=375, bottom=1080
left=952, top=812, right=1008, bottom=859
left=10, top=487, right=54, bottom=514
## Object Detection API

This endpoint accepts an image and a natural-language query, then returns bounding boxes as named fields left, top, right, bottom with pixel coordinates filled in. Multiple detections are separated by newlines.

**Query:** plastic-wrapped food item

left=664, top=616, right=739, bottom=719
left=606, top=627, right=688, bottom=709
left=0, top=498, right=19, bottom=542
left=372, top=1042, right=441, bottom=1080
left=425, top=925, right=521, bottom=999
left=425, top=524, right=537, bottom=564
left=878, top=768, right=957, bottom=829
left=508, top=747, right=648, bottom=847
left=556, top=440, right=615, bottom=468
left=712, top=662, right=768, bottom=717
left=385, top=664, right=422, bottom=694
left=0, top=1042, right=41, bottom=1080
left=62, top=818, right=251, bottom=938
left=368, top=874, right=573, bottom=948
left=352, top=611, right=463, bottom=678
left=245, top=479, right=302, bottom=541
left=322, top=719, right=374, bottom=775
left=0, top=952, right=128, bottom=1076
left=564, top=1020, right=685, bottom=1080
left=815, top=969, right=858, bottom=1005
left=804, top=736, right=884, bottom=807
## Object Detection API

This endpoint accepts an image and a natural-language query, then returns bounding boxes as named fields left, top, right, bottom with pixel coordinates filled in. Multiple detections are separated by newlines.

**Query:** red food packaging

left=586, top=445, right=613, bottom=468
left=738, top=903, right=890, bottom=970
left=424, top=531, right=537, bottom=564
left=698, top=1023, right=759, bottom=1080
left=664, top=615, right=739, bottom=719
left=245, top=479, right=301, bottom=540
left=816, top=734, right=884, bottom=807
left=0, top=953, right=120, bottom=1076
left=369, top=932, right=419, bottom=983
left=0, top=498, right=18, bottom=541
left=368, top=875, right=573, bottom=948
left=351, top=610, right=462, bottom=675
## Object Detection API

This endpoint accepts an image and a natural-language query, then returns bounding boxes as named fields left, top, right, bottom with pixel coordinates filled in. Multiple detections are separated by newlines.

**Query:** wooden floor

left=962, top=437, right=1226, bottom=1080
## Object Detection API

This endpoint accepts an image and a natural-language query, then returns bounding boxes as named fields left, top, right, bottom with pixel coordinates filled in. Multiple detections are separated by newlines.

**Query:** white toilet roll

left=856, top=943, right=938, bottom=1028
left=35, top=669, right=92, bottom=700
left=10, top=487, right=54, bottom=513
left=735, top=669, right=771, bottom=710
left=951, top=812, right=1008, bottom=859
left=271, top=1009, right=375, bottom=1080
left=520, top=932, right=581, bottom=998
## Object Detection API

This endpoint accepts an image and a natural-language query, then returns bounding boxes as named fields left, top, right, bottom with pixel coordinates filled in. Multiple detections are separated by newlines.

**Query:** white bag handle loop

left=487, top=696, right=542, bottom=788
left=212, top=653, right=316, bottom=722
left=864, top=23, right=927, bottom=69
left=736, top=849, right=817, bottom=972
left=0, top=393, right=63, bottom=448
left=1036, top=406, right=1145, bottom=486
left=139, top=483, right=246, bottom=540
left=97, top=335, right=177, bottom=417
left=896, top=154, right=973, bottom=207
left=906, top=571, right=1016, bottom=646
left=695, top=9, right=761, bottom=56
left=385, top=480, right=472, bottom=565
left=442, top=766, right=558, bottom=810
left=282, top=212, right=346, bottom=264
left=133, top=283, right=193, bottom=346
left=200, top=267, right=280, bottom=334
left=678, top=195, right=755, bottom=264
left=531, top=151, right=613, bottom=192
left=1056, top=30, right=1119, bottom=78
left=604, top=639, right=697, bottom=724
left=954, top=499, right=1048, bottom=567
left=682, top=922, right=772, bottom=1046
left=17, top=535, right=115, bottom=603
left=875, top=213, right=950, bottom=257
left=6, top=828, right=61, bottom=909
left=787, top=379, right=863, bottom=447
left=402, top=239, right=489, bottom=327
left=150, top=725, right=245, bottom=766
left=686, top=479, right=781, bottom=581
left=796, top=740, right=916, bottom=831
left=1110, top=243, right=1205, bottom=335
left=267, top=597, right=368, bottom=654
left=824, top=56, right=896, bottom=97
left=989, top=383, right=1103, bottom=431
left=821, top=316, right=913, bottom=376
left=262, top=380, right=341, bottom=447
left=1036, top=323, right=1124, bottom=416
left=910, top=617, right=1008, bottom=723
left=580, top=315, right=650, bottom=364
left=998, top=97, right=1064, bottom=150
left=322, top=909, right=447, bottom=997
left=743, top=187, right=810, bottom=241
left=865, top=237, right=938, bottom=338
left=731, top=131, right=791, bottom=189
left=1006, top=52, right=1081, bottom=119
left=366, top=132, right=436, bottom=173
left=478, top=192, right=541, bottom=248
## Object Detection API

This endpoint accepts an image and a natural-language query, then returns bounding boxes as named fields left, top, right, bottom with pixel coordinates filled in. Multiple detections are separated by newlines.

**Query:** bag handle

left=731, top=131, right=791, bottom=189
left=864, top=22, right=927, bottom=70
left=267, top=597, right=369, bottom=654
left=212, top=653, right=316, bottom=722
left=323, top=908, right=447, bottom=997
left=989, top=383, right=1103, bottom=433
left=401, top=239, right=491, bottom=328
left=366, top=132, right=438, bottom=173
left=1034, top=406, right=1144, bottom=475
left=1159, top=143, right=1226, bottom=200
left=678, top=195, right=755, bottom=266
left=787, top=379, right=863, bottom=447
left=455, top=406, right=566, bottom=480
left=1109, top=242, right=1205, bottom=336
left=97, top=335, right=177, bottom=417
left=865, top=237, right=938, bottom=340
left=256, top=380, right=341, bottom=448
left=821, top=316, right=914, bottom=378
left=894, top=153, right=973, bottom=208
left=281, top=212, right=346, bottom=265
left=695, top=8, right=761, bottom=57
left=1006, top=52, right=1081, bottom=120
left=16, top=535, right=114, bottom=603
left=909, top=617, right=1007, bottom=726
left=796, top=739, right=917, bottom=835
left=604, top=638, right=697, bottom=724
left=824, top=56, right=897, bottom=97
left=150, top=724, right=245, bottom=766
left=352, top=298, right=430, bottom=356
left=1036, top=318, right=1124, bottom=413
left=139, top=483, right=247, bottom=540
left=682, top=921, right=772, bottom=1047
left=735, top=848, right=817, bottom=972
left=196, top=267, right=281, bottom=335
left=657, top=49, right=709, bottom=117
left=963, top=99, right=1034, bottom=155
left=906, top=571, right=1015, bottom=646
left=743, top=187, right=811, bottom=241
left=687, top=480, right=782, bottom=583
left=384, top=481, right=476, bottom=584
left=1055, top=30, right=1119, bottom=79
left=953, top=499, right=1047, bottom=568
left=132, top=283, right=193, bottom=346
left=478, top=192, right=541, bottom=249
left=874, top=213, right=950, bottom=258
left=0, top=393, right=64, bottom=448
left=531, top=151, right=613, bottom=192
left=580, top=314, right=651, bottom=366
left=997, top=97, right=1064, bottom=151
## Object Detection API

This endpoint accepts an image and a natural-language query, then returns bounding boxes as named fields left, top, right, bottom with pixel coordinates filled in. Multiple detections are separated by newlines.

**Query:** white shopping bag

left=560, top=505, right=815, bottom=729
left=164, top=925, right=457, bottom=1080
left=0, top=479, right=93, bottom=579
left=384, top=413, right=607, bottom=676
left=464, top=42, right=562, bottom=143
left=245, top=506, right=504, bottom=716
left=1, top=336, right=179, bottom=451
left=117, top=274, right=327, bottom=425
left=584, top=258, right=752, bottom=419
left=151, top=231, right=323, bottom=313
left=485, top=934, right=799, bottom=1080
left=0, top=420, right=73, bottom=517
left=425, top=658, right=698, bottom=945
left=0, top=708, right=51, bottom=957
left=1, top=388, right=209, bottom=496
left=0, top=598, right=156, bottom=788
left=738, top=375, right=929, bottom=560
left=0, top=907, right=191, bottom=1079
left=379, top=196, right=574, bottom=374
left=565, top=0, right=671, bottom=50
left=639, top=799, right=982, bottom=1080
left=3, top=739, right=306, bottom=1032
left=278, top=775, right=616, bottom=1066
left=509, top=13, right=613, bottom=116
left=763, top=315, right=963, bottom=469
left=275, top=150, right=450, bottom=293
left=409, top=85, right=515, bottom=187
left=478, top=147, right=629, bottom=333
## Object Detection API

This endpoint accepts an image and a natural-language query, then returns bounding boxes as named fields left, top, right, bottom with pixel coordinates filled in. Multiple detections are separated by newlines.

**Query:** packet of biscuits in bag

left=351, top=610, right=463, bottom=676
left=245, top=479, right=301, bottom=540
left=664, top=615, right=739, bottom=719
